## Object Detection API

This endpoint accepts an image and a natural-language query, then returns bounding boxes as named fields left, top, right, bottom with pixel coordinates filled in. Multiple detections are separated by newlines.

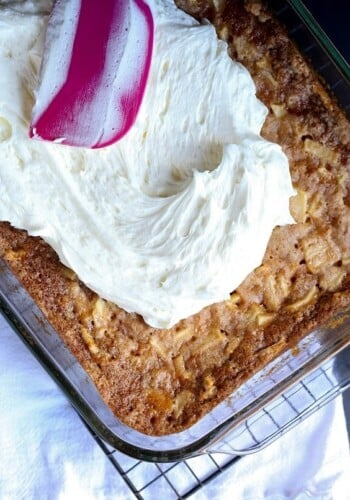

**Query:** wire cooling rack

left=82, top=348, right=350, bottom=499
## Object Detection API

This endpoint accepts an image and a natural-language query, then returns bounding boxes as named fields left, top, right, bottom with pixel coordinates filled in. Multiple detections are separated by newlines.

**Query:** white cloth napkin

left=0, top=312, right=350, bottom=500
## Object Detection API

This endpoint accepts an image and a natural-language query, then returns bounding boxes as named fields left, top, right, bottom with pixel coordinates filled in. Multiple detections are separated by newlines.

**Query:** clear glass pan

left=0, top=0, right=350, bottom=462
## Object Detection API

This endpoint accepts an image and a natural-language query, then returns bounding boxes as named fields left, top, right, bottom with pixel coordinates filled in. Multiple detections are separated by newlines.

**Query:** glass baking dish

left=1, top=0, right=350, bottom=463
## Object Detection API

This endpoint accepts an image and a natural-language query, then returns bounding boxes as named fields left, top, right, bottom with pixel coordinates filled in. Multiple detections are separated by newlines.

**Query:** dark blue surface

left=302, top=0, right=349, bottom=64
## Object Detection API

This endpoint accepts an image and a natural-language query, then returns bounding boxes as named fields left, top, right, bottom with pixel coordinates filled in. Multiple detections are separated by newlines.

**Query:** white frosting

left=0, top=0, right=295, bottom=328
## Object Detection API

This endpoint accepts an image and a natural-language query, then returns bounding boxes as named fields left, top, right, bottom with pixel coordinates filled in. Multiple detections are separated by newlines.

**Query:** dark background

left=302, top=0, right=349, bottom=63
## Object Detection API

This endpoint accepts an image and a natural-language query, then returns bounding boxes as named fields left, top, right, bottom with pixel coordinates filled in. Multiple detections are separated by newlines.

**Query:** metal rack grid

left=82, top=348, right=350, bottom=499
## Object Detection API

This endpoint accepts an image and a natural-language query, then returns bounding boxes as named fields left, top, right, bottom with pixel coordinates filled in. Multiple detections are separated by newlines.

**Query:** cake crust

left=1, top=0, right=350, bottom=435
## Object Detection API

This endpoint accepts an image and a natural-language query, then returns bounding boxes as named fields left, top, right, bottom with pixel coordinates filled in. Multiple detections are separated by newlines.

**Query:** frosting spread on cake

left=0, top=0, right=294, bottom=328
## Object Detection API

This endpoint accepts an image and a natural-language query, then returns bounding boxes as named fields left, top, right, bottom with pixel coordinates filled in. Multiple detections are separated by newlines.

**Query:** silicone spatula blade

left=30, top=0, right=154, bottom=149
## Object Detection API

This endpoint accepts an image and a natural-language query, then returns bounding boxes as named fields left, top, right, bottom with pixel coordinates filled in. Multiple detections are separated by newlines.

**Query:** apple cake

left=0, top=0, right=349, bottom=435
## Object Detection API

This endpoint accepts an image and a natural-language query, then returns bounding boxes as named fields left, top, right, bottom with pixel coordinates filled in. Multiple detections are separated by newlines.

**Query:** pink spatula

left=30, top=0, right=154, bottom=148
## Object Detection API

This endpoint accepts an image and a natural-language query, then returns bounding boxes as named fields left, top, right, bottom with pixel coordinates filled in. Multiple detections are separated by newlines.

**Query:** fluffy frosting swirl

left=0, top=0, right=294, bottom=327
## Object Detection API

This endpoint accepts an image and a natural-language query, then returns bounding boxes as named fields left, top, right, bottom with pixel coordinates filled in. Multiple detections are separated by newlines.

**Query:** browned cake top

left=1, top=0, right=350, bottom=435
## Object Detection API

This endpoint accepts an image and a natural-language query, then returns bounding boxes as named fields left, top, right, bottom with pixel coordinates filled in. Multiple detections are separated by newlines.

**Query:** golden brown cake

left=0, top=0, right=350, bottom=435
